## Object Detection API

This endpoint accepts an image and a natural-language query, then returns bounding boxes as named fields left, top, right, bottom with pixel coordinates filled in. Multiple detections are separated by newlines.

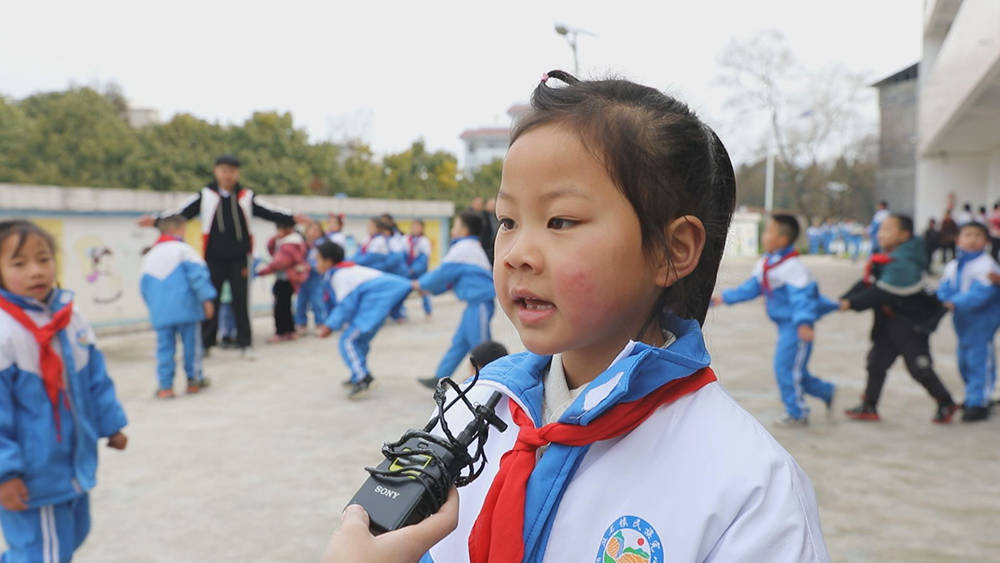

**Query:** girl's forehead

left=2, top=231, right=52, bottom=257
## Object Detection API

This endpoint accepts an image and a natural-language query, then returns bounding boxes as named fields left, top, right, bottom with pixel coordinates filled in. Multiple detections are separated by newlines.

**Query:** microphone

left=347, top=374, right=507, bottom=535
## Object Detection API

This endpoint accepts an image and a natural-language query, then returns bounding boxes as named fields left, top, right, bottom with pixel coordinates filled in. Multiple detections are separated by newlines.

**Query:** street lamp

left=554, top=23, right=595, bottom=75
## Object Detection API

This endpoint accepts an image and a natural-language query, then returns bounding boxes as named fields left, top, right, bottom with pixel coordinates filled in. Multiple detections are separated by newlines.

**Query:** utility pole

left=554, top=24, right=595, bottom=75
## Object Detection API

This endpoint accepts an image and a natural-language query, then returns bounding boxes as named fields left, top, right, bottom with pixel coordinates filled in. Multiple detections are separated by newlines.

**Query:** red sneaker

left=932, top=403, right=959, bottom=424
left=844, top=403, right=880, bottom=421
left=154, top=389, right=176, bottom=399
left=186, top=378, right=210, bottom=394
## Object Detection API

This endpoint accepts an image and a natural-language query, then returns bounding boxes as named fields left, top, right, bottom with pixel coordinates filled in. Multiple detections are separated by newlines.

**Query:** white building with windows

left=459, top=104, right=531, bottom=175
left=916, top=0, right=1000, bottom=225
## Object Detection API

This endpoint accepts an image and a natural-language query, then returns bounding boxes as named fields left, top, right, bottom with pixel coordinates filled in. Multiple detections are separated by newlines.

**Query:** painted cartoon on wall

left=73, top=235, right=124, bottom=304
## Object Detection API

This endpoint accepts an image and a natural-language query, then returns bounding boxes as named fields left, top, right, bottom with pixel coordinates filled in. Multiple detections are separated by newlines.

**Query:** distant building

left=127, top=107, right=160, bottom=128
left=872, top=63, right=919, bottom=216
left=915, top=0, right=1000, bottom=225
left=459, top=104, right=531, bottom=175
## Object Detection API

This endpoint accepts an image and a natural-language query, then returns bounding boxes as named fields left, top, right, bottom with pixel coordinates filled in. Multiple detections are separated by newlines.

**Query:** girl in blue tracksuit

left=139, top=216, right=217, bottom=397
left=715, top=215, right=837, bottom=426
left=315, top=240, right=412, bottom=399
left=414, top=211, right=495, bottom=384
left=406, top=219, right=434, bottom=316
left=0, top=220, right=128, bottom=562
left=937, top=222, right=1000, bottom=422
left=294, top=222, right=329, bottom=333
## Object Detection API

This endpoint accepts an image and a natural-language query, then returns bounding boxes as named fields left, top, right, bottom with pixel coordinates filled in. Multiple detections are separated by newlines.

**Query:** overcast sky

left=3, top=0, right=921, bottom=165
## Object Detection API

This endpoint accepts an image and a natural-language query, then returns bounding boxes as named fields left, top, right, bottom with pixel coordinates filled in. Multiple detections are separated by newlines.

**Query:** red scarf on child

left=864, top=253, right=893, bottom=285
left=0, top=294, right=74, bottom=441
left=761, top=250, right=799, bottom=295
left=467, top=367, right=717, bottom=563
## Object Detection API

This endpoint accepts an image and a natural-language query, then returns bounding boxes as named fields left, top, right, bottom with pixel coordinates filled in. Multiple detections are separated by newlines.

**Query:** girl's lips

left=513, top=296, right=556, bottom=325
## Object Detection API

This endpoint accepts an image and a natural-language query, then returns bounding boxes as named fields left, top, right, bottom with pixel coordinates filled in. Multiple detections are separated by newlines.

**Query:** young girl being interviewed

left=326, top=71, right=830, bottom=563
left=0, top=220, right=128, bottom=562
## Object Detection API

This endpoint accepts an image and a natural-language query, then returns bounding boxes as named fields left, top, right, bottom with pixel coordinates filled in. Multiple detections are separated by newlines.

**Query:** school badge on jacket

left=597, top=515, right=664, bottom=563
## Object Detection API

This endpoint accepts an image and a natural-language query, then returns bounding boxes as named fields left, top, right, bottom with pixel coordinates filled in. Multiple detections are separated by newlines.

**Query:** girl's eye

left=498, top=218, right=516, bottom=231
left=547, top=217, right=577, bottom=230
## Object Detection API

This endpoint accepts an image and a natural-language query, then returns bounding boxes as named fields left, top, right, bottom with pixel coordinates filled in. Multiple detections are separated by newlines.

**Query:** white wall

left=724, top=211, right=761, bottom=257
left=916, top=155, right=990, bottom=225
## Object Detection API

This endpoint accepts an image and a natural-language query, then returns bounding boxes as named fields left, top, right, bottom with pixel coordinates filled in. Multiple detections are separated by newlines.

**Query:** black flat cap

left=215, top=154, right=241, bottom=167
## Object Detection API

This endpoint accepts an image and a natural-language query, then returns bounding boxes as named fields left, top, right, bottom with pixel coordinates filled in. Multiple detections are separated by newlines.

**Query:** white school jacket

left=425, top=316, right=830, bottom=563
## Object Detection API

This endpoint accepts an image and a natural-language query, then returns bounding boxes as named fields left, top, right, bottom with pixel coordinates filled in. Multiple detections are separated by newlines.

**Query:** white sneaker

left=773, top=415, right=808, bottom=428
left=240, top=347, right=257, bottom=362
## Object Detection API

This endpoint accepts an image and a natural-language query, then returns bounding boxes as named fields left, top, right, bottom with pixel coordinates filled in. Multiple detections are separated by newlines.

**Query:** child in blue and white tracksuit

left=315, top=241, right=412, bottom=395
left=351, top=218, right=390, bottom=271
left=0, top=220, right=128, bottom=562
left=936, top=222, right=1000, bottom=421
left=716, top=216, right=837, bottom=424
left=415, top=213, right=495, bottom=382
left=406, top=220, right=433, bottom=316
left=294, top=223, right=329, bottom=333
left=140, top=219, right=217, bottom=395
left=385, top=224, right=411, bottom=321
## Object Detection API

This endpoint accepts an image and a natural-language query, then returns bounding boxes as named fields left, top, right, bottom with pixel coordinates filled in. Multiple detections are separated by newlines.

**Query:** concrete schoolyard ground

left=3, top=256, right=997, bottom=561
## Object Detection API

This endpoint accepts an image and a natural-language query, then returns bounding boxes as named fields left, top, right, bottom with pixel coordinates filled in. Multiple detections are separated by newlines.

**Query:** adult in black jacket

left=138, top=155, right=305, bottom=357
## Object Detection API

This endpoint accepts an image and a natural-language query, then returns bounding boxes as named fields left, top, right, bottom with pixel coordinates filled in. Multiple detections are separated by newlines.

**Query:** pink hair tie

left=540, top=73, right=550, bottom=83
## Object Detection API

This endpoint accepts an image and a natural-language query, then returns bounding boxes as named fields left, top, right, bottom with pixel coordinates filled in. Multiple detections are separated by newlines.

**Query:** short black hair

left=771, top=214, right=800, bottom=244
left=457, top=210, right=484, bottom=238
left=469, top=341, right=509, bottom=370
left=316, top=240, right=345, bottom=264
left=879, top=200, right=889, bottom=208
left=215, top=154, right=241, bottom=167
left=156, top=214, right=186, bottom=232
left=960, top=221, right=989, bottom=238
left=275, top=216, right=296, bottom=229
left=889, top=214, right=914, bottom=236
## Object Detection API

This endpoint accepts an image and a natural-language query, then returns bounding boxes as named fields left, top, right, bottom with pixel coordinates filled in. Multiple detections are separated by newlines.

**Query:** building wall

left=463, top=137, right=508, bottom=175
left=915, top=0, right=1000, bottom=228
left=876, top=78, right=918, bottom=215
left=0, top=184, right=454, bottom=332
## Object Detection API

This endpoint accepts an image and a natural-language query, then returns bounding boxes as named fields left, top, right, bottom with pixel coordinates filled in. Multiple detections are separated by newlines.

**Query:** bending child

left=315, top=241, right=412, bottom=399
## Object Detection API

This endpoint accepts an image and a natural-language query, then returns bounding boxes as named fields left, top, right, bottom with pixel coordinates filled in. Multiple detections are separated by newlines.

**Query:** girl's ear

left=657, top=216, right=706, bottom=287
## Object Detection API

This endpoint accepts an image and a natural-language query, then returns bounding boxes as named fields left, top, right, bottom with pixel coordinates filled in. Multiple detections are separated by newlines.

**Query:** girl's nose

left=500, top=232, right=542, bottom=273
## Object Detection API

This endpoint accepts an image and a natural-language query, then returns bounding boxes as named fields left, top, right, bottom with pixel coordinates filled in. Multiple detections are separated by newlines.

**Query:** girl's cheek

left=553, top=266, right=602, bottom=321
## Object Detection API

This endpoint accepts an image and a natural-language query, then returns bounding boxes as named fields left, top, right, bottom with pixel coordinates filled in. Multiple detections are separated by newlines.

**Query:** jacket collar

left=450, top=236, right=479, bottom=245
left=477, top=315, right=711, bottom=426
left=766, top=245, right=797, bottom=262
left=0, top=287, right=73, bottom=314
left=207, top=180, right=244, bottom=195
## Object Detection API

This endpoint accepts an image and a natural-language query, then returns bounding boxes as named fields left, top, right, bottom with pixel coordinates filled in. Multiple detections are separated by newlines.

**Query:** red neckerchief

left=468, top=367, right=717, bottom=563
left=864, top=253, right=893, bottom=285
left=154, top=234, right=182, bottom=245
left=335, top=261, right=356, bottom=269
left=761, top=250, right=799, bottom=295
left=0, top=294, right=74, bottom=441
left=407, top=235, right=417, bottom=263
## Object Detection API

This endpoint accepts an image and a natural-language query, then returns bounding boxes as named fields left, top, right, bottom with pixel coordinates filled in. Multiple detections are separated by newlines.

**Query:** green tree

left=458, top=158, right=503, bottom=206
left=17, top=88, right=139, bottom=186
